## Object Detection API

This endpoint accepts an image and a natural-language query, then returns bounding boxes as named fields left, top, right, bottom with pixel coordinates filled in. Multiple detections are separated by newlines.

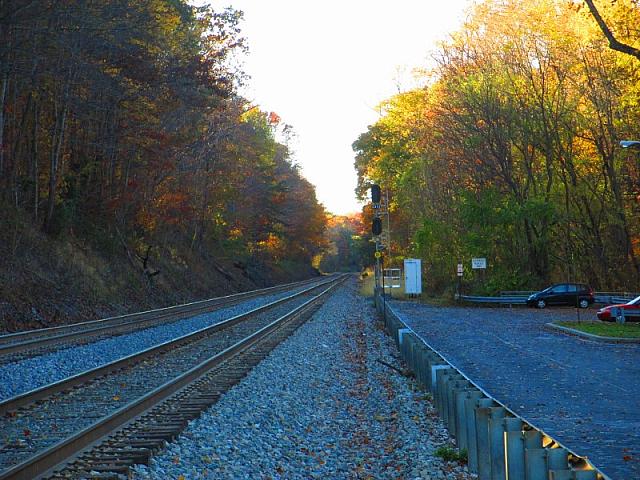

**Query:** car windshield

left=627, top=295, right=640, bottom=305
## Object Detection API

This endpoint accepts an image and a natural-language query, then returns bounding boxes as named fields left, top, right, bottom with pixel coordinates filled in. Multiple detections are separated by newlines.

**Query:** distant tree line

left=354, top=0, right=640, bottom=292
left=0, top=1, right=326, bottom=272
left=317, top=215, right=373, bottom=273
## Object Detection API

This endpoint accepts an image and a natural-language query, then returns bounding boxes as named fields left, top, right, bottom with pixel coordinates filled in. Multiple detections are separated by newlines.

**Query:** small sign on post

left=471, top=258, right=487, bottom=269
left=457, top=263, right=464, bottom=277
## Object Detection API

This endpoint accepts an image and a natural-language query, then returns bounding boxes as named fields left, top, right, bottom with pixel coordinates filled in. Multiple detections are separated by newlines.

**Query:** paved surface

left=390, top=301, right=640, bottom=480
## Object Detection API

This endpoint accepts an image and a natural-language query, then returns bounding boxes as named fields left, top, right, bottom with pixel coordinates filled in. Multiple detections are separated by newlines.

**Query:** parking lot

left=389, top=301, right=640, bottom=480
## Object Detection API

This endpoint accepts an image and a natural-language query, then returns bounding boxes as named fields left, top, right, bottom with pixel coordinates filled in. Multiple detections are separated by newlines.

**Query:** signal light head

left=371, top=184, right=381, bottom=204
left=372, top=217, right=382, bottom=235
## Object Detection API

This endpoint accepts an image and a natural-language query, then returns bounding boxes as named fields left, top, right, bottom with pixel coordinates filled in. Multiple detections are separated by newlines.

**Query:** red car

left=597, top=295, right=640, bottom=322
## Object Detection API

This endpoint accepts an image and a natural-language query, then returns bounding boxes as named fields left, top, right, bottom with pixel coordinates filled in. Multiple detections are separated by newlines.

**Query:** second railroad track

left=0, top=274, right=347, bottom=479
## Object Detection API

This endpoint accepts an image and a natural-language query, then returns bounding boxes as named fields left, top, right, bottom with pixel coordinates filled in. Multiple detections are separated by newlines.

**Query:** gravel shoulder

left=133, top=278, right=472, bottom=480
left=390, top=301, right=640, bottom=480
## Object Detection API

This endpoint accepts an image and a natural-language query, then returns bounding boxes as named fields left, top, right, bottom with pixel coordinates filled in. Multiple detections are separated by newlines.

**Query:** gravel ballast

left=133, top=278, right=472, bottom=480
left=0, top=287, right=311, bottom=401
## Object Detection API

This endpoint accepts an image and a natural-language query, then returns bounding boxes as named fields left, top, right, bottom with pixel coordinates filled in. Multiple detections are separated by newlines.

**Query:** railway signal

left=371, top=184, right=381, bottom=204
left=372, top=217, right=382, bottom=235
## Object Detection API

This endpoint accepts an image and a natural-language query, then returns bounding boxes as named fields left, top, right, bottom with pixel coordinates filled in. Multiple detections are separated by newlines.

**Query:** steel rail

left=0, top=275, right=346, bottom=480
left=0, top=276, right=338, bottom=416
left=0, top=276, right=327, bottom=357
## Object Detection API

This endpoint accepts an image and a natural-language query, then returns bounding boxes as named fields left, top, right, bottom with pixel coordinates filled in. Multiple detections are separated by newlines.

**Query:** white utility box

left=404, top=258, right=422, bottom=295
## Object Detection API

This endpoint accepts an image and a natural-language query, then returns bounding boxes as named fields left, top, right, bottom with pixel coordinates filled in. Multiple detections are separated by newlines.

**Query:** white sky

left=202, top=1, right=472, bottom=214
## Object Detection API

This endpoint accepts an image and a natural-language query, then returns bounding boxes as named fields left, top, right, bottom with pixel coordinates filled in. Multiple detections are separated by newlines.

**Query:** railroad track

left=0, top=274, right=347, bottom=479
left=0, top=276, right=325, bottom=365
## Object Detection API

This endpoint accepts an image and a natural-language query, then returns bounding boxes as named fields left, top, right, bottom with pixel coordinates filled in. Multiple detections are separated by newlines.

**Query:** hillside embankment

left=0, top=210, right=319, bottom=334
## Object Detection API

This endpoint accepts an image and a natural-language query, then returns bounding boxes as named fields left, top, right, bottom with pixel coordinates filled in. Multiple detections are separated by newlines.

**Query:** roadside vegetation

left=354, top=0, right=640, bottom=295
left=557, top=321, right=640, bottom=338
left=434, top=446, right=468, bottom=464
left=0, top=1, right=328, bottom=330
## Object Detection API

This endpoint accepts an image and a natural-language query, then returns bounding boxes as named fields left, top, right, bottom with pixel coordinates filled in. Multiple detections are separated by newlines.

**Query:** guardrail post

left=447, top=379, right=469, bottom=437
left=504, top=417, right=525, bottom=480
left=525, top=448, right=546, bottom=480
left=429, top=359, right=448, bottom=394
left=488, top=408, right=507, bottom=480
left=454, top=387, right=479, bottom=451
left=572, top=471, right=597, bottom=480
left=523, top=429, right=542, bottom=449
left=398, top=328, right=412, bottom=357
left=405, top=333, right=416, bottom=368
left=414, top=344, right=432, bottom=389
left=456, top=388, right=482, bottom=463
left=466, top=395, right=489, bottom=473
left=475, top=398, right=496, bottom=480
left=549, top=472, right=572, bottom=480
left=433, top=364, right=452, bottom=402
left=437, top=369, right=454, bottom=422
left=546, top=448, right=569, bottom=476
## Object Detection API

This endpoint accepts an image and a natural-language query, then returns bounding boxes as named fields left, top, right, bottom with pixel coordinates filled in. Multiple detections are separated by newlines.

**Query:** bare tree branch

left=583, top=0, right=640, bottom=61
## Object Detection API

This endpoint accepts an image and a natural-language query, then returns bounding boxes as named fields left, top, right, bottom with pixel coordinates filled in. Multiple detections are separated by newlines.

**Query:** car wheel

left=579, top=299, right=589, bottom=309
left=536, top=299, right=546, bottom=309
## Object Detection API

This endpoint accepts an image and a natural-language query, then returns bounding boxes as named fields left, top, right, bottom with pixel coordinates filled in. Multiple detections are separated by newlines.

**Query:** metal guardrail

left=460, top=295, right=526, bottom=305
left=463, top=292, right=640, bottom=306
left=594, top=295, right=636, bottom=305
left=374, top=290, right=608, bottom=480
left=500, top=291, right=536, bottom=297
left=500, top=290, right=640, bottom=299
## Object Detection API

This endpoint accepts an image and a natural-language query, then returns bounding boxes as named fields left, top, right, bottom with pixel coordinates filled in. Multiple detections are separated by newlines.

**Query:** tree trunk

left=33, top=101, right=39, bottom=222
left=0, top=72, right=7, bottom=188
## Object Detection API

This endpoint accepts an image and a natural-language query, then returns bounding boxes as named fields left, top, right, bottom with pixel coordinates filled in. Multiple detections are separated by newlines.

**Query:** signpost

left=471, top=258, right=487, bottom=269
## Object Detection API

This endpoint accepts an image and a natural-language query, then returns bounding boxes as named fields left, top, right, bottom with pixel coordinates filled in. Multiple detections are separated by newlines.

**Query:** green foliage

left=317, top=215, right=370, bottom=272
left=434, top=446, right=467, bottom=463
left=0, top=0, right=326, bottom=277
left=353, top=0, right=640, bottom=293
